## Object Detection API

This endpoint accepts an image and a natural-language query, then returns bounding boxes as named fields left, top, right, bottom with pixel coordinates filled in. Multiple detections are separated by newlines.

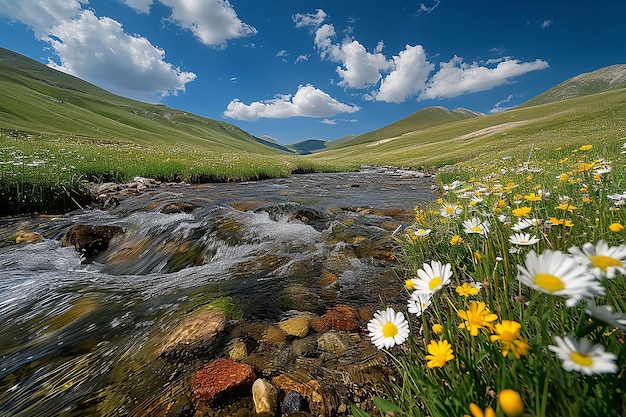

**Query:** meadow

left=0, top=131, right=353, bottom=214
left=361, top=139, right=626, bottom=416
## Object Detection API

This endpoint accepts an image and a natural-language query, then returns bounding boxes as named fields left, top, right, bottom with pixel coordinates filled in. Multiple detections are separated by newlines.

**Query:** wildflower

left=490, top=320, right=531, bottom=358
left=557, top=172, right=568, bottom=182
left=367, top=307, right=410, bottom=349
left=462, top=217, right=490, bottom=236
left=524, top=193, right=542, bottom=201
left=548, top=335, right=618, bottom=375
left=407, top=292, right=432, bottom=317
left=432, top=323, right=444, bottom=334
left=556, top=203, right=577, bottom=212
left=498, top=389, right=525, bottom=417
left=440, top=202, right=462, bottom=218
left=511, top=218, right=540, bottom=231
left=414, top=228, right=431, bottom=237
left=508, top=233, right=540, bottom=246
left=456, top=282, right=480, bottom=297
left=609, top=222, right=624, bottom=232
left=584, top=301, right=626, bottom=330
left=458, top=301, right=498, bottom=336
left=517, top=250, right=605, bottom=307
left=568, top=240, right=626, bottom=279
left=450, top=234, right=464, bottom=245
left=464, top=403, right=496, bottom=417
left=511, top=206, right=532, bottom=217
left=580, top=144, right=593, bottom=151
left=404, top=279, right=415, bottom=291
left=409, top=260, right=453, bottom=295
left=549, top=217, right=574, bottom=227
left=474, top=251, right=482, bottom=262
left=424, top=339, right=455, bottom=368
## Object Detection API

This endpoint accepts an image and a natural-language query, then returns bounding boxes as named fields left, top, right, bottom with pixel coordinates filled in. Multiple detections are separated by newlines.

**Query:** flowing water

left=0, top=167, right=435, bottom=416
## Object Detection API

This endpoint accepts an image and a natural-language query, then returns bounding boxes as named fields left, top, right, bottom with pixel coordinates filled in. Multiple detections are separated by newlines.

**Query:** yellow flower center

left=590, top=255, right=621, bottom=271
left=470, top=226, right=483, bottom=233
left=428, top=277, right=442, bottom=291
left=534, top=273, right=565, bottom=292
left=570, top=351, right=593, bottom=367
left=382, top=322, right=398, bottom=338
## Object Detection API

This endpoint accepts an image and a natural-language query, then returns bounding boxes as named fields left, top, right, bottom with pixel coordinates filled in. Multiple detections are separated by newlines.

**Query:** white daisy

left=548, top=335, right=618, bottom=375
left=440, top=203, right=462, bottom=218
left=409, top=260, right=453, bottom=295
left=584, top=301, right=626, bottom=330
left=508, top=232, right=540, bottom=246
left=462, top=217, right=490, bottom=236
left=367, top=307, right=410, bottom=349
left=407, top=292, right=432, bottom=317
left=413, top=228, right=431, bottom=237
left=568, top=240, right=626, bottom=279
left=516, top=250, right=605, bottom=307
left=511, top=218, right=540, bottom=232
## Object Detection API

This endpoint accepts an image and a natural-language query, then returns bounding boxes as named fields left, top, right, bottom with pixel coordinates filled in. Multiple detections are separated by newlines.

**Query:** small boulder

left=192, top=359, right=257, bottom=404
left=160, top=202, right=196, bottom=214
left=252, top=378, right=279, bottom=415
left=61, top=225, right=124, bottom=256
left=158, top=311, right=226, bottom=358
left=321, top=305, right=360, bottom=331
left=278, top=315, right=312, bottom=338
left=317, top=331, right=353, bottom=355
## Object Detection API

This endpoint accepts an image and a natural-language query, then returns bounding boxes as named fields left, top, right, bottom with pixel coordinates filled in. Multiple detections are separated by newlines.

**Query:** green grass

left=359, top=140, right=626, bottom=416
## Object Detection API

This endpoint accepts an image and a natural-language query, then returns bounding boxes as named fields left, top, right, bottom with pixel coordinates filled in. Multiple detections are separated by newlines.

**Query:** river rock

left=262, top=325, right=287, bottom=346
left=12, top=230, right=42, bottom=244
left=192, top=359, right=257, bottom=405
left=278, top=315, right=312, bottom=338
left=281, top=390, right=306, bottom=415
left=61, top=224, right=124, bottom=256
left=160, top=202, right=196, bottom=214
left=252, top=378, right=279, bottom=415
left=314, top=305, right=360, bottom=332
left=317, top=331, right=353, bottom=355
left=158, top=311, right=226, bottom=358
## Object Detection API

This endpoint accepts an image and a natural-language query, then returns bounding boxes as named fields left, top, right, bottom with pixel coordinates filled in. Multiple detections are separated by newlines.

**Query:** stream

left=0, top=167, right=436, bottom=416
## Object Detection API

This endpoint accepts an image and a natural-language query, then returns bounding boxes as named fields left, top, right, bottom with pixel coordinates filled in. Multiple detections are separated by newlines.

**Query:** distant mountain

left=334, top=106, right=482, bottom=148
left=288, top=139, right=329, bottom=154
left=520, top=64, right=626, bottom=107
left=0, top=47, right=285, bottom=154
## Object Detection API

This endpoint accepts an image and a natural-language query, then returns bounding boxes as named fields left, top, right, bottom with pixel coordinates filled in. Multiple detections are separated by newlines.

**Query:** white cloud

left=541, top=19, right=553, bottom=29
left=489, top=94, right=516, bottom=113
left=293, top=9, right=327, bottom=29
left=320, top=119, right=337, bottom=125
left=0, top=0, right=86, bottom=39
left=121, top=0, right=154, bottom=14
left=295, top=54, right=309, bottom=63
left=419, top=56, right=549, bottom=100
left=223, top=84, right=360, bottom=121
left=417, top=0, right=441, bottom=16
left=312, top=24, right=392, bottom=88
left=46, top=10, right=196, bottom=102
left=375, top=45, right=433, bottom=103
left=0, top=0, right=200, bottom=103
left=159, top=0, right=256, bottom=47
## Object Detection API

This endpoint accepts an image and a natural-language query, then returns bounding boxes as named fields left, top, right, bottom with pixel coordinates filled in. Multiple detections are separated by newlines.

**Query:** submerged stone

left=192, top=359, right=257, bottom=405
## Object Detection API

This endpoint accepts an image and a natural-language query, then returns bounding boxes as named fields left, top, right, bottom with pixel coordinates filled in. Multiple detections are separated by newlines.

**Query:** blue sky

left=1, top=1, right=624, bottom=144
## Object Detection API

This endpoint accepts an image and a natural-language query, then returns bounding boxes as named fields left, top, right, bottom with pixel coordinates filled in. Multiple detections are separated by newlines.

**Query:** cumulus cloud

left=0, top=0, right=196, bottom=103
left=159, top=0, right=256, bottom=47
left=419, top=56, right=549, bottom=100
left=375, top=45, right=433, bottom=103
left=223, top=84, right=360, bottom=121
left=293, top=9, right=327, bottom=29
left=312, top=22, right=392, bottom=88
left=489, top=94, right=516, bottom=113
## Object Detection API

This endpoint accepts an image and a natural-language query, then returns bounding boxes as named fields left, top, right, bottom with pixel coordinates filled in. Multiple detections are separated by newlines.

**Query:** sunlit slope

left=309, top=88, right=626, bottom=167
left=336, top=106, right=481, bottom=148
left=0, top=48, right=281, bottom=154
left=520, top=64, right=626, bottom=108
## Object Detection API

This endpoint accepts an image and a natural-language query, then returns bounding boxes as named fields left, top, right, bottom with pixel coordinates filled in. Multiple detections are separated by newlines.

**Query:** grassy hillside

left=0, top=48, right=280, bottom=154
left=334, top=106, right=481, bottom=148
left=520, top=64, right=626, bottom=107
left=308, top=87, right=626, bottom=169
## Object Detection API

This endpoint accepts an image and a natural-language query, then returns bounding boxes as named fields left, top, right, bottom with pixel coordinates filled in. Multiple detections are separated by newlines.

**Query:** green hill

left=309, top=87, right=626, bottom=169
left=334, top=106, right=482, bottom=148
left=0, top=47, right=282, bottom=154
left=520, top=64, right=626, bottom=107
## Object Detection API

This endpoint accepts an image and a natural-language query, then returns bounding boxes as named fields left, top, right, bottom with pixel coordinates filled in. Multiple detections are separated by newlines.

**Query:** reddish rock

left=192, top=359, right=257, bottom=404
left=322, top=305, right=360, bottom=331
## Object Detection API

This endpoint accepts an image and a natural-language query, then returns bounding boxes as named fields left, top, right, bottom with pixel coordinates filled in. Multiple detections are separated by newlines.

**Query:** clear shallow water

left=0, top=168, right=435, bottom=416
